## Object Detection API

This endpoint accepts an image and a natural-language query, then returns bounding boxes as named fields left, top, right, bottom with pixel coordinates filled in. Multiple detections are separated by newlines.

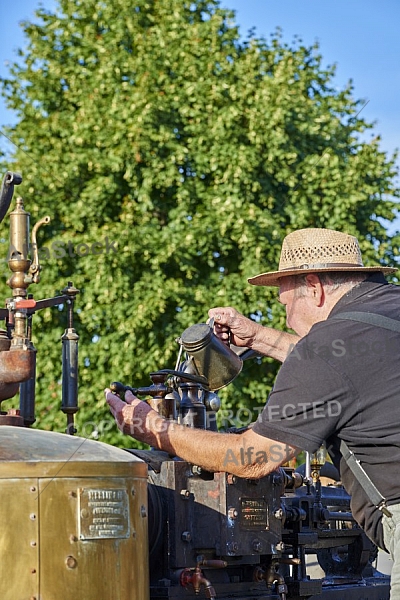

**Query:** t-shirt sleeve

left=252, top=338, right=355, bottom=453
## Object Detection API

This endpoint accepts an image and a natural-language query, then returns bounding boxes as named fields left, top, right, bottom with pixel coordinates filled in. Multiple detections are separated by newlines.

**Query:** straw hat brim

left=248, top=265, right=397, bottom=287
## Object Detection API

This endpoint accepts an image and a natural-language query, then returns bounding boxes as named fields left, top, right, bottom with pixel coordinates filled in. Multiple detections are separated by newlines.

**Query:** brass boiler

left=0, top=172, right=150, bottom=599
left=0, top=426, right=149, bottom=600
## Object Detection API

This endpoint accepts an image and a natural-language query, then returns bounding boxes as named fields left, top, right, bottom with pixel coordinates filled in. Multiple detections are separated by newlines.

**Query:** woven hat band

left=281, top=262, right=364, bottom=272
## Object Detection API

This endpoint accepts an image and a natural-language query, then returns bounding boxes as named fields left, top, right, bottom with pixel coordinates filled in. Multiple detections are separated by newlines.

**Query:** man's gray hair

left=291, top=272, right=367, bottom=296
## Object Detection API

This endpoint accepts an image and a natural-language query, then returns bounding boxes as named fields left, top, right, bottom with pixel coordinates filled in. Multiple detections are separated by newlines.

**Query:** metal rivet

left=68, top=491, right=76, bottom=498
left=31, top=568, right=36, bottom=574
left=66, top=555, right=78, bottom=569
left=140, top=505, right=147, bottom=518
left=30, top=541, right=37, bottom=547
left=30, top=513, right=36, bottom=521
left=69, top=535, right=78, bottom=543
left=30, top=486, right=36, bottom=493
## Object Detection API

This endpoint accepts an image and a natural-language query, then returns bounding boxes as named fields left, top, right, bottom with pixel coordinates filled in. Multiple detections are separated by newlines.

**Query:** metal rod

left=61, top=282, right=80, bottom=434
left=19, top=298, right=36, bottom=425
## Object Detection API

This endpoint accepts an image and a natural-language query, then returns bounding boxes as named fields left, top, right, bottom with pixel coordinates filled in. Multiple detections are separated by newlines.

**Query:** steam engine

left=0, top=171, right=391, bottom=599
left=120, top=365, right=390, bottom=600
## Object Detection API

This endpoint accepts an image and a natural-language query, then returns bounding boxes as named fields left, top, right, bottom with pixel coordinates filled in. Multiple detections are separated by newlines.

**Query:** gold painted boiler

left=0, top=426, right=149, bottom=600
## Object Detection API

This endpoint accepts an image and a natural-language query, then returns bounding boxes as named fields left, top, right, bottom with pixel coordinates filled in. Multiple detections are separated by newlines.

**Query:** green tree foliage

left=0, top=0, right=399, bottom=446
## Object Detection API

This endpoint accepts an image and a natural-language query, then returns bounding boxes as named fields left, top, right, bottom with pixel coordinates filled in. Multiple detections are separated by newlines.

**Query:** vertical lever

left=19, top=294, right=36, bottom=426
left=61, top=282, right=80, bottom=434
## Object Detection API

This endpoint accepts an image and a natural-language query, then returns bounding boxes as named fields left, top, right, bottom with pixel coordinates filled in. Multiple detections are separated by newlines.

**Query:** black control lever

left=0, top=171, right=22, bottom=225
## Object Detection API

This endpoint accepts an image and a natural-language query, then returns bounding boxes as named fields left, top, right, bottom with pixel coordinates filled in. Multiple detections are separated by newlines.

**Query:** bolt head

left=227, top=541, right=239, bottom=553
left=276, top=541, right=285, bottom=552
left=228, top=507, right=238, bottom=520
left=181, top=531, right=192, bottom=542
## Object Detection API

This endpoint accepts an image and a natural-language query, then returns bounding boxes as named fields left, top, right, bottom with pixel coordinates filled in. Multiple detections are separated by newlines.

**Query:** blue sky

left=1, top=0, right=399, bottom=184
left=223, top=0, right=400, bottom=173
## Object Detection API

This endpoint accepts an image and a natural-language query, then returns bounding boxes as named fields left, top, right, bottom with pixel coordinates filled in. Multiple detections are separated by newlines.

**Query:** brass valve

left=7, top=197, right=50, bottom=293
left=180, top=559, right=226, bottom=599
left=310, top=445, right=328, bottom=484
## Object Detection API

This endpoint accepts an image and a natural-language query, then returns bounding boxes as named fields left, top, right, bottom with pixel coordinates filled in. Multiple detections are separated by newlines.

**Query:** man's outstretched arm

left=106, top=389, right=299, bottom=478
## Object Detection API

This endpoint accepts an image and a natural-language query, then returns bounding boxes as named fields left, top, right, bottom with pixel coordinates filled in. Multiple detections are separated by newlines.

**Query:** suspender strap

left=331, top=310, right=398, bottom=517
left=332, top=311, right=400, bottom=333
left=339, top=440, right=392, bottom=518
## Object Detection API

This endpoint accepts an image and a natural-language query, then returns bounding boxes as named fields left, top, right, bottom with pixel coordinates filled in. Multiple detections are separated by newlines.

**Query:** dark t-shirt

left=252, top=274, right=400, bottom=549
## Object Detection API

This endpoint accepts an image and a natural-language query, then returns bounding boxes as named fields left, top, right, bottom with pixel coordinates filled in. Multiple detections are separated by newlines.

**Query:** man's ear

left=305, top=274, right=324, bottom=306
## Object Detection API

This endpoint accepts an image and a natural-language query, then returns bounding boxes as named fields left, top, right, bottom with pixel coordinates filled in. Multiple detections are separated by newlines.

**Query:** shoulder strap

left=339, top=440, right=392, bottom=517
left=331, top=311, right=400, bottom=333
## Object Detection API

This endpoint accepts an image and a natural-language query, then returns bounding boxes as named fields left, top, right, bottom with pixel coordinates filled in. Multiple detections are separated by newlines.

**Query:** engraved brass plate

left=79, top=488, right=130, bottom=540
left=240, top=498, right=269, bottom=530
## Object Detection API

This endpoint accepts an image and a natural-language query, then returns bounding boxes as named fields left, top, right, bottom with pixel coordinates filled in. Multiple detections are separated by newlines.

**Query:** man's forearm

left=252, top=326, right=300, bottom=362
left=106, top=390, right=299, bottom=478
left=148, top=411, right=297, bottom=478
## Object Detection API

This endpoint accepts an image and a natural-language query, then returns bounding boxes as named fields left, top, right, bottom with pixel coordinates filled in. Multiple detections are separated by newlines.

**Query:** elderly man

left=106, top=228, right=400, bottom=597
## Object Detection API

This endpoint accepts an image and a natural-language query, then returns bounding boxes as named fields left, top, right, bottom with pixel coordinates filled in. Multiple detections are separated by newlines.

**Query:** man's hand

left=208, top=306, right=260, bottom=348
left=208, top=306, right=300, bottom=362
left=105, top=388, right=166, bottom=447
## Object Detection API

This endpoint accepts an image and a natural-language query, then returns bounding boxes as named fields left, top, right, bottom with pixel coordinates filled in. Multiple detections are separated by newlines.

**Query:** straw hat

left=248, top=228, right=397, bottom=287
